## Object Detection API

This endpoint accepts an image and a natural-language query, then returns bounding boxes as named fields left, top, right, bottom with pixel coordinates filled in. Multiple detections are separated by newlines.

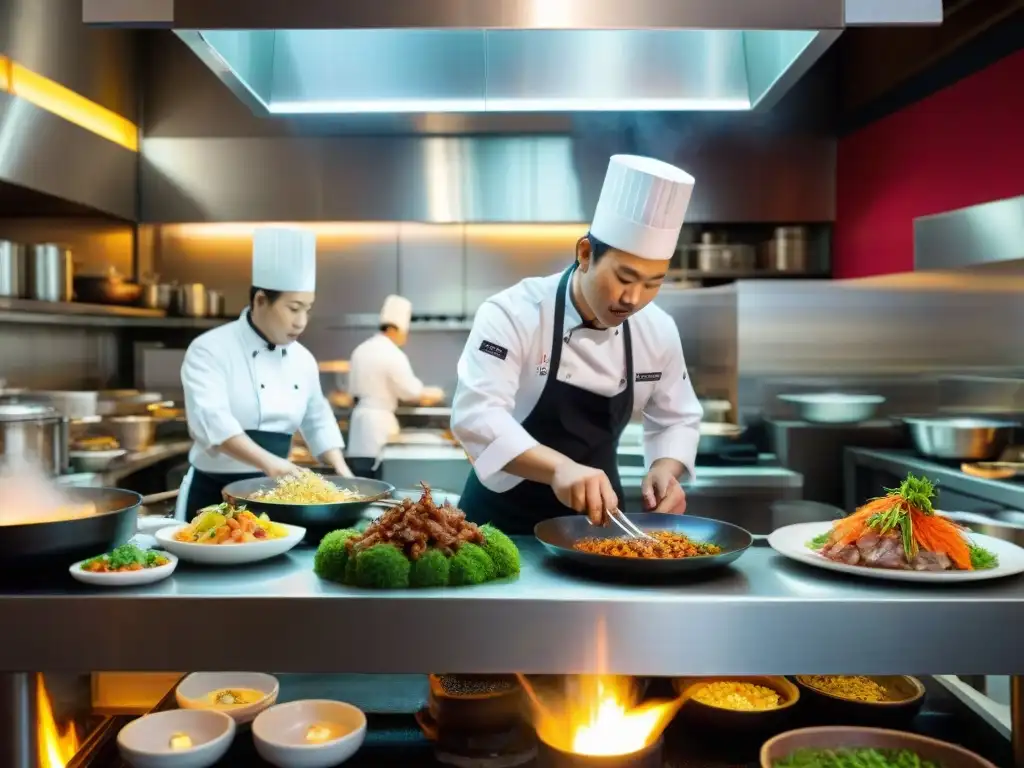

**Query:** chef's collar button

left=615, top=330, right=619, bottom=336
left=252, top=350, right=258, bottom=358
left=563, top=335, right=570, bottom=343
left=260, top=384, right=265, bottom=389
left=294, top=384, right=299, bottom=389
left=620, top=378, right=625, bottom=385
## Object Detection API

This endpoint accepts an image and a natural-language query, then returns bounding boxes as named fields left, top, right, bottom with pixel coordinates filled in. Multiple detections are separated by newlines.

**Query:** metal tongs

left=605, top=507, right=656, bottom=541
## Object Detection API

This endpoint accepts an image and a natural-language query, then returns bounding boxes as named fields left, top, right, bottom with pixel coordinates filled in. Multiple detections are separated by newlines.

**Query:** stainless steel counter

left=3, top=540, right=1022, bottom=675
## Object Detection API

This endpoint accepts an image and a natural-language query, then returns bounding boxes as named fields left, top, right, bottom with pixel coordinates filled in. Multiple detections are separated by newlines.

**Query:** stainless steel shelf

left=332, top=314, right=473, bottom=332
left=0, top=298, right=227, bottom=329
left=4, top=543, right=1024, bottom=675
left=667, top=269, right=831, bottom=281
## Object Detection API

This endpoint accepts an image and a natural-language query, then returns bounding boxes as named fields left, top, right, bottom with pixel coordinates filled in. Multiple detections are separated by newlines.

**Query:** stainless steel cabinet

left=313, top=225, right=399, bottom=322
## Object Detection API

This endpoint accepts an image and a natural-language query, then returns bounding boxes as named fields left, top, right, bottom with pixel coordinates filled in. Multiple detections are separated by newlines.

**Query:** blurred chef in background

left=450, top=154, right=703, bottom=534
left=347, top=295, right=444, bottom=478
left=176, top=227, right=351, bottom=520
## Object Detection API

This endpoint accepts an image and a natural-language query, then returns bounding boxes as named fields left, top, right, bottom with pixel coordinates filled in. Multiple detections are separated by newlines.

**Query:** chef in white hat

left=450, top=155, right=703, bottom=534
left=346, top=295, right=444, bottom=478
left=175, top=227, right=352, bottom=519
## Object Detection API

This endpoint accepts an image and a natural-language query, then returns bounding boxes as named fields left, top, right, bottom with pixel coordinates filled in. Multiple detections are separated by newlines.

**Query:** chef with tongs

left=450, top=155, right=703, bottom=535
left=175, top=227, right=351, bottom=520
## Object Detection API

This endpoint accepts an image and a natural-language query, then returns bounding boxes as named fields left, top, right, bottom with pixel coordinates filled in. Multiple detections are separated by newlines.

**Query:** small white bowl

left=176, top=672, right=280, bottom=724
left=117, top=709, right=235, bottom=768
left=253, top=700, right=367, bottom=768
left=155, top=523, right=305, bottom=565
left=69, top=448, right=128, bottom=471
left=70, top=552, right=178, bottom=587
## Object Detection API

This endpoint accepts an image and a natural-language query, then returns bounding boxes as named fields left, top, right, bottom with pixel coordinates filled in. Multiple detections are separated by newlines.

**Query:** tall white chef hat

left=380, top=295, right=412, bottom=334
left=251, top=227, right=317, bottom=292
left=589, top=154, right=695, bottom=262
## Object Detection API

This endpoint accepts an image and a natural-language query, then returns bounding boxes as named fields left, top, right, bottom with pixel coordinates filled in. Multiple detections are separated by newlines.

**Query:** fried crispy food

left=573, top=530, right=721, bottom=559
left=346, top=483, right=485, bottom=561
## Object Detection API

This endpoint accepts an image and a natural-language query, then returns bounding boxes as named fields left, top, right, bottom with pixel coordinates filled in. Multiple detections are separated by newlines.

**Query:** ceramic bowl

left=176, top=672, right=280, bottom=724
left=117, top=709, right=235, bottom=768
left=253, top=700, right=367, bottom=768
left=793, top=675, right=925, bottom=728
left=761, top=726, right=997, bottom=768
left=69, top=552, right=177, bottom=587
left=673, top=676, right=799, bottom=739
left=155, top=523, right=305, bottom=565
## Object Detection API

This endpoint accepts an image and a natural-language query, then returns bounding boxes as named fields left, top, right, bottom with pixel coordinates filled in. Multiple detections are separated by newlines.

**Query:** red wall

left=834, top=49, right=1024, bottom=279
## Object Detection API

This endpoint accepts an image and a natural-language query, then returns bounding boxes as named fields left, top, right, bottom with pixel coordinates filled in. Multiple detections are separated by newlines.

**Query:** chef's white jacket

left=451, top=271, right=703, bottom=493
left=180, top=310, right=344, bottom=475
left=346, top=333, right=425, bottom=459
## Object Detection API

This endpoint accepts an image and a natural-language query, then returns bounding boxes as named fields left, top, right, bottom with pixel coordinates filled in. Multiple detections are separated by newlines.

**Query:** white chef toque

left=251, top=227, right=317, bottom=292
left=589, top=154, right=695, bottom=262
left=379, top=295, right=412, bottom=334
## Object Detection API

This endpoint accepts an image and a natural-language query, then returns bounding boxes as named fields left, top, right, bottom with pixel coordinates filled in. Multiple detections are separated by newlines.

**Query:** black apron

left=459, top=264, right=634, bottom=535
left=182, top=429, right=293, bottom=520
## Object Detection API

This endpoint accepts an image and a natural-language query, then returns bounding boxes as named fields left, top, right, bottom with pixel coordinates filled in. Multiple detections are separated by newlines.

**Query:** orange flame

left=530, top=676, right=681, bottom=758
left=36, top=675, right=80, bottom=768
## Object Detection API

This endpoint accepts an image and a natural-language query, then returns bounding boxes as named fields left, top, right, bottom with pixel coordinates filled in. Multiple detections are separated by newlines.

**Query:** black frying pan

left=0, top=486, right=143, bottom=569
left=221, top=475, right=395, bottom=537
left=534, top=513, right=753, bottom=577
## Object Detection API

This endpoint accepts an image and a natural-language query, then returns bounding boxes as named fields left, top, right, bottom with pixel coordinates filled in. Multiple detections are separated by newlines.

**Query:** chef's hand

left=332, top=459, right=355, bottom=479
left=262, top=455, right=302, bottom=479
left=641, top=461, right=687, bottom=514
left=551, top=461, right=618, bottom=526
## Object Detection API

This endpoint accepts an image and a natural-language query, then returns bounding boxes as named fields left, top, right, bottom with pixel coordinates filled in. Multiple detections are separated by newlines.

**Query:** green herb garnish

left=81, top=544, right=166, bottom=571
left=773, top=747, right=941, bottom=768
left=806, top=531, right=831, bottom=550
left=969, top=542, right=999, bottom=570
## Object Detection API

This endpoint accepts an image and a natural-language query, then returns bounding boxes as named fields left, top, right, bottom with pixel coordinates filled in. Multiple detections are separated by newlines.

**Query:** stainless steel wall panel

left=140, top=137, right=325, bottom=222
left=0, top=93, right=137, bottom=220
left=463, top=225, right=581, bottom=312
left=3, top=0, right=138, bottom=121
left=457, top=138, right=535, bottom=223
left=914, top=195, right=1024, bottom=271
left=397, top=224, right=465, bottom=316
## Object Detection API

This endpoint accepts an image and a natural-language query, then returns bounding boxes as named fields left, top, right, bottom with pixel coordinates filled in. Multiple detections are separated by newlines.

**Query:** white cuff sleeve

left=473, top=418, right=540, bottom=483
left=644, top=424, right=700, bottom=480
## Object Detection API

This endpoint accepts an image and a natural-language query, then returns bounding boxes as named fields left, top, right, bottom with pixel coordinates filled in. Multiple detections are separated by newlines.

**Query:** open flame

left=529, top=676, right=681, bottom=758
left=37, top=675, right=80, bottom=768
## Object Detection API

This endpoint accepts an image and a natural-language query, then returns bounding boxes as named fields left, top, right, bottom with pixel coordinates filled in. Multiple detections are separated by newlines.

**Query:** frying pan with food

left=534, top=513, right=752, bottom=576
left=221, top=475, right=394, bottom=535
left=0, top=486, right=148, bottom=569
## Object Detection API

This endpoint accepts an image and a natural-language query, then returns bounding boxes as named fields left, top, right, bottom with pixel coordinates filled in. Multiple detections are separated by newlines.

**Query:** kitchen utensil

left=205, top=289, right=225, bottom=317
left=140, top=281, right=175, bottom=310
left=69, top=551, right=178, bottom=587
left=760, top=726, right=997, bottom=768
left=0, top=486, right=147, bottom=568
left=98, top=390, right=167, bottom=416
left=155, top=523, right=306, bottom=565
left=534, top=513, right=752, bottom=577
left=177, top=672, right=280, bottom=724
left=117, top=709, right=236, bottom=768
left=672, top=676, right=799, bottom=739
left=692, top=242, right=756, bottom=273
left=606, top=507, right=656, bottom=541
left=28, top=243, right=73, bottom=302
left=73, top=271, right=142, bottom=305
left=0, top=402, right=64, bottom=477
left=904, top=416, right=1019, bottom=460
left=221, top=475, right=394, bottom=540
left=36, top=390, right=100, bottom=419
left=761, top=226, right=809, bottom=272
left=176, top=283, right=208, bottom=317
left=107, top=415, right=158, bottom=451
left=69, top=448, right=127, bottom=472
left=793, top=675, right=925, bottom=728
left=252, top=700, right=366, bottom=768
left=0, top=239, right=28, bottom=298
left=960, top=461, right=1024, bottom=479
left=778, top=392, right=885, bottom=424
left=768, top=521, right=1024, bottom=582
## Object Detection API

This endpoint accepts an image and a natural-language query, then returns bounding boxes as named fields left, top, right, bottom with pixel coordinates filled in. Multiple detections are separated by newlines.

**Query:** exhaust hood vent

left=85, top=0, right=943, bottom=116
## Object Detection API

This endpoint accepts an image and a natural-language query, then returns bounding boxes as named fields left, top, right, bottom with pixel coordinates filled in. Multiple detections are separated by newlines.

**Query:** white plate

left=768, top=522, right=1024, bottom=582
left=70, top=552, right=178, bottom=587
left=155, top=524, right=305, bottom=565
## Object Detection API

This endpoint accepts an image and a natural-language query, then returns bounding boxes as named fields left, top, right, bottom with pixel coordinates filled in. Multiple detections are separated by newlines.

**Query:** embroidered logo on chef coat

left=479, top=340, right=508, bottom=361
left=636, top=372, right=663, bottom=382
left=536, top=353, right=548, bottom=377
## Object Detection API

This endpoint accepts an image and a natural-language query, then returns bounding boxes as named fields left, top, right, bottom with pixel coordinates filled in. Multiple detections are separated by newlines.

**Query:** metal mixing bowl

left=903, top=417, right=1020, bottom=460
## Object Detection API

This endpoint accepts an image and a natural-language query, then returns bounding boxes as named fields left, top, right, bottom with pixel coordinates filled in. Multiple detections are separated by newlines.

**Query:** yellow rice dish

left=692, top=681, right=782, bottom=711
left=249, top=470, right=364, bottom=505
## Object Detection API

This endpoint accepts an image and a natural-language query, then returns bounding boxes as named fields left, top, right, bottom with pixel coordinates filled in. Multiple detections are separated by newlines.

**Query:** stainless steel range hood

left=85, top=0, right=942, bottom=115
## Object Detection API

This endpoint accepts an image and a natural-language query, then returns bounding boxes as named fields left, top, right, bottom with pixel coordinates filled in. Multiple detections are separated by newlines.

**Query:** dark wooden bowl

left=793, top=675, right=925, bottom=728
left=761, top=726, right=997, bottom=767
left=672, top=676, right=799, bottom=740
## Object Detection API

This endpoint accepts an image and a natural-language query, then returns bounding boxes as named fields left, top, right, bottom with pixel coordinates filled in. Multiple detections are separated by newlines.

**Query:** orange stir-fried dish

left=174, top=503, right=289, bottom=545
left=81, top=544, right=169, bottom=572
left=573, top=531, right=721, bottom=559
left=809, top=473, right=998, bottom=572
